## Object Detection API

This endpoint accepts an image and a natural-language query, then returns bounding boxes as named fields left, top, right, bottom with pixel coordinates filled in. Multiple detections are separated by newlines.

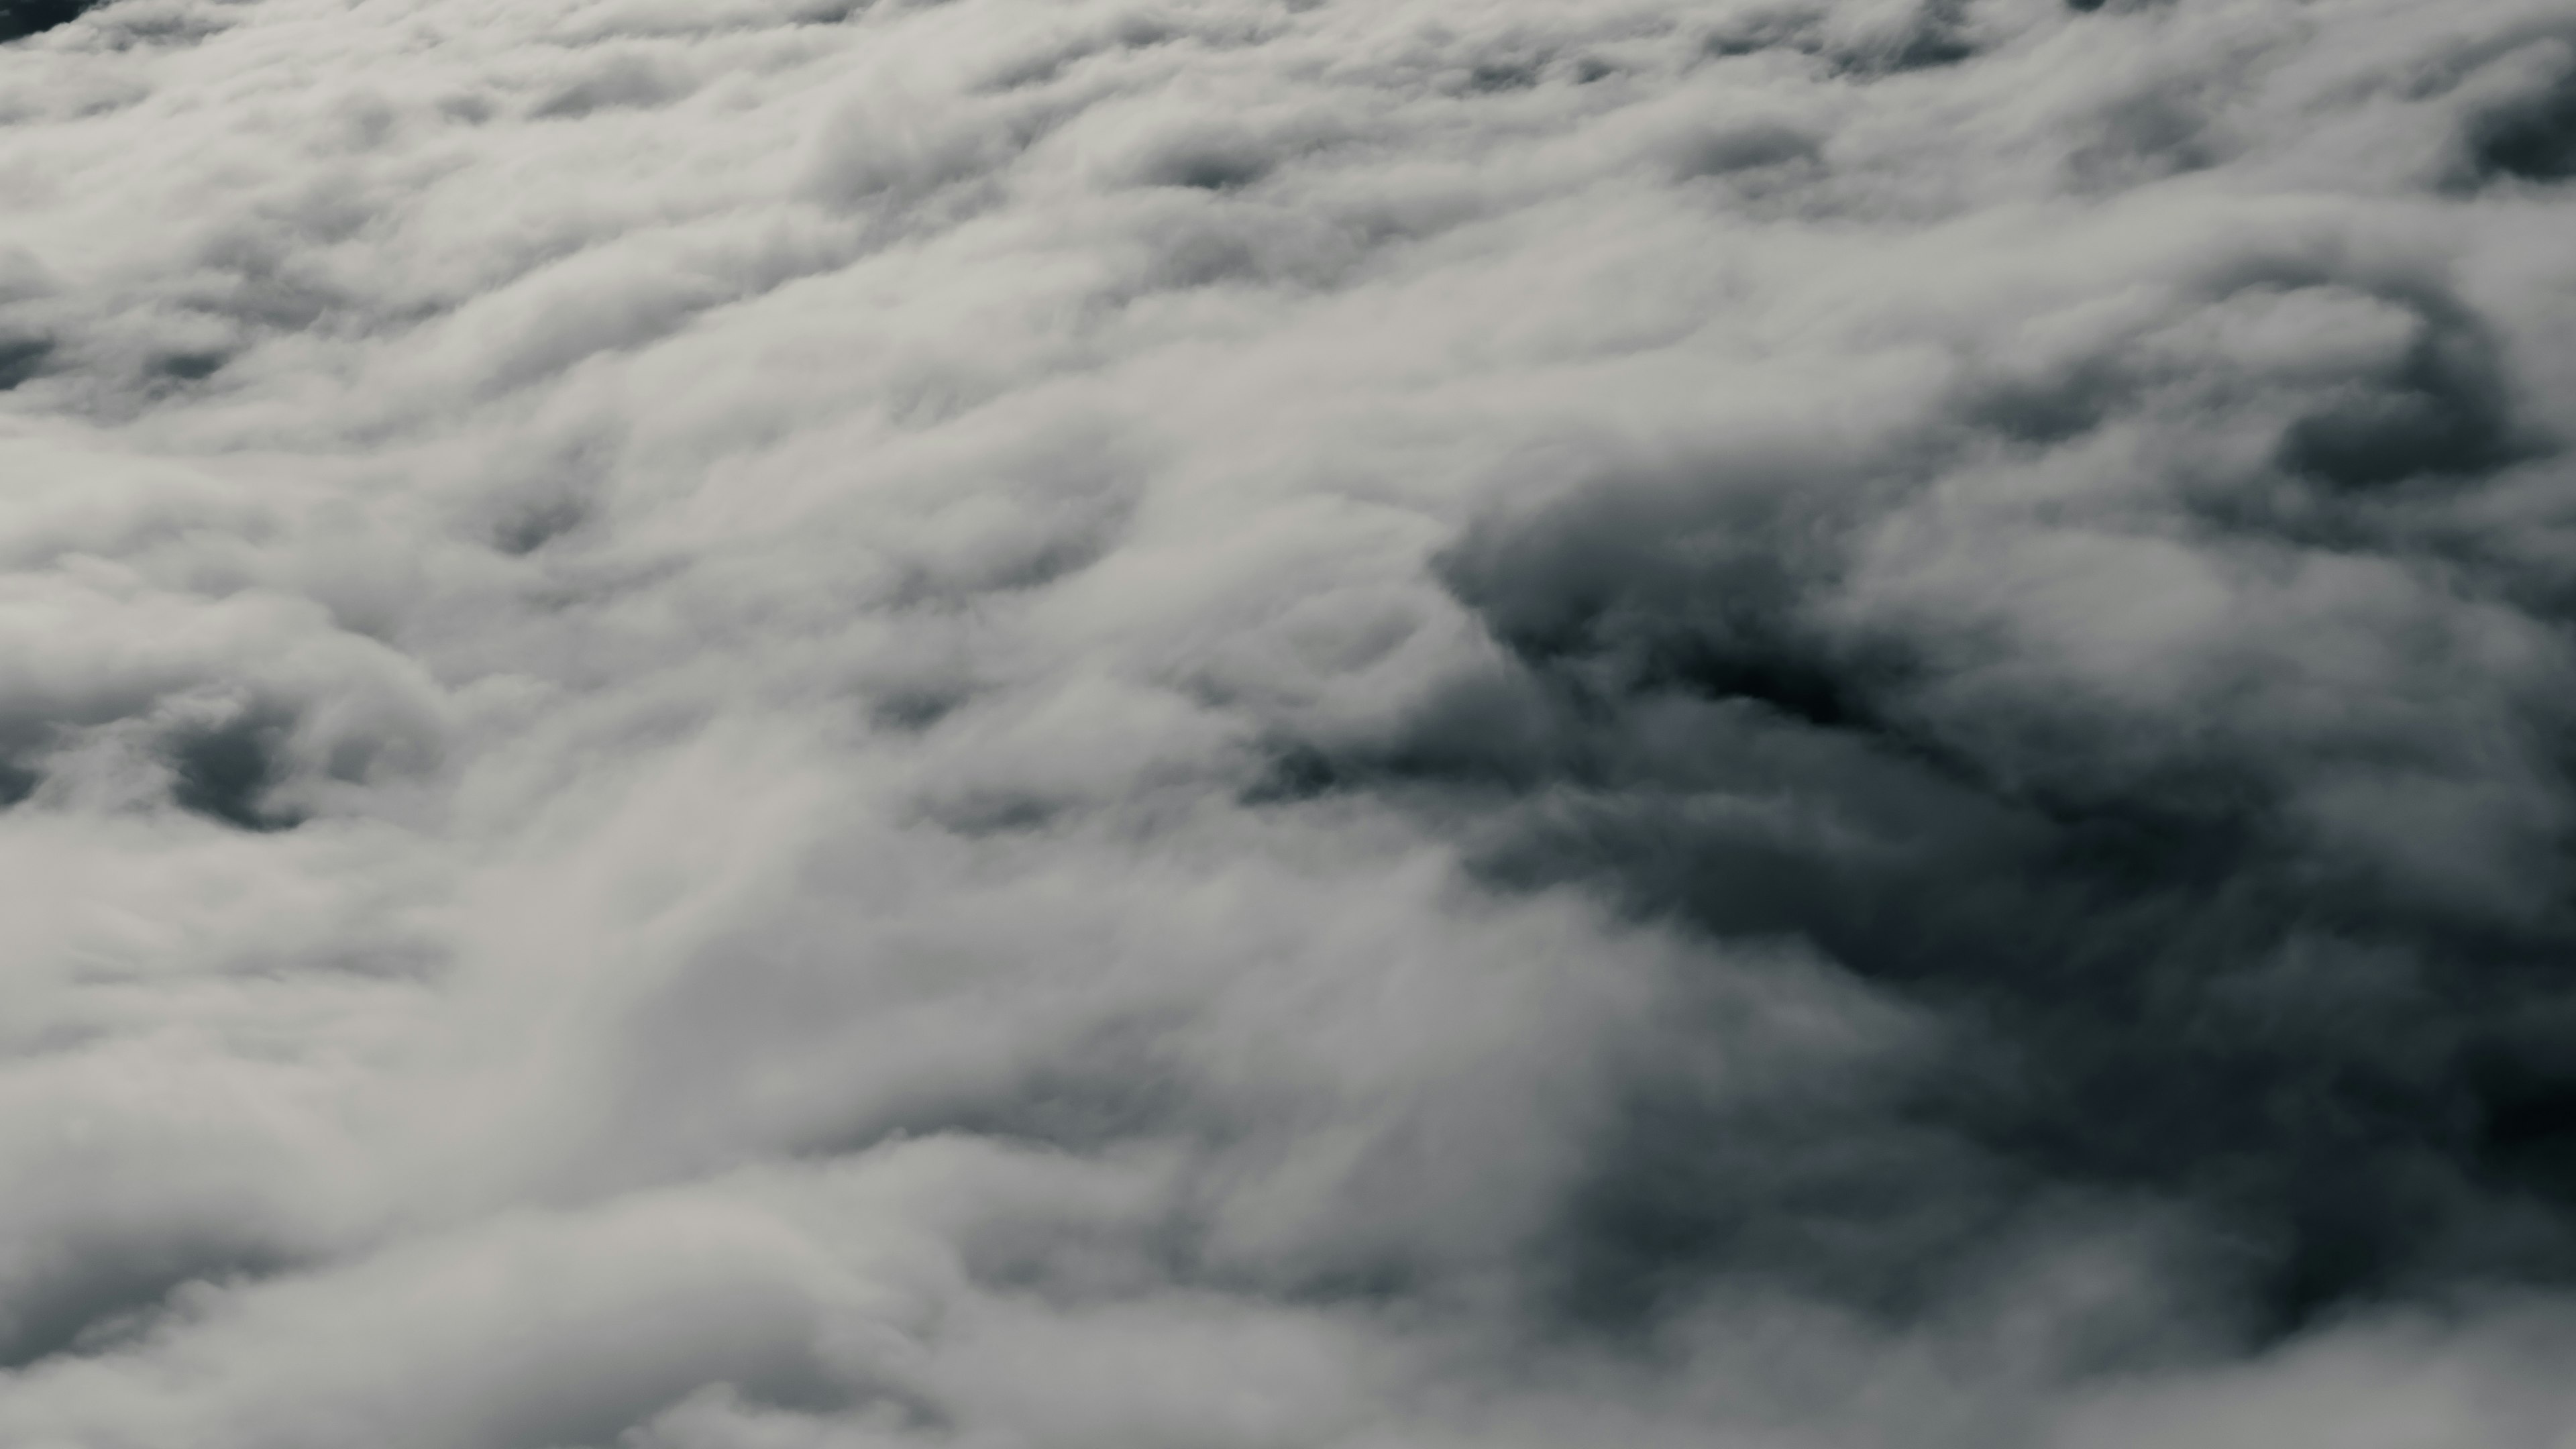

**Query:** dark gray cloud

left=2, top=0, right=2575, bottom=1445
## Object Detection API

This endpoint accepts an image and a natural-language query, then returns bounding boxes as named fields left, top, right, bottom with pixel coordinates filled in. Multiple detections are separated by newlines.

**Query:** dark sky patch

left=0, top=1, right=97, bottom=44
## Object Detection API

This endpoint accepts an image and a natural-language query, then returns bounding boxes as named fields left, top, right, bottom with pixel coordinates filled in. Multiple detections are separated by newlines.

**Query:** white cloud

left=2, top=0, right=2573, bottom=1444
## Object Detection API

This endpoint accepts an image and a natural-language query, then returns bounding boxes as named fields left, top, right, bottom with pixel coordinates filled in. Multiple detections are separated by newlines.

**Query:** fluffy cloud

left=3, top=0, right=2575, bottom=1445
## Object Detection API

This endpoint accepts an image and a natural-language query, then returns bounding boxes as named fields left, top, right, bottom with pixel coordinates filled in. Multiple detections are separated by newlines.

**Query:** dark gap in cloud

left=1961, top=359, right=2129, bottom=445
left=180, top=205, right=385, bottom=336
left=1139, top=138, right=1275, bottom=193
left=1548, top=1084, right=2029, bottom=1331
left=2272, top=311, right=2530, bottom=489
left=1240, top=740, right=1346, bottom=805
left=1633, top=631, right=1878, bottom=735
left=794, top=1, right=867, bottom=18
left=162, top=710, right=307, bottom=832
left=1701, top=1, right=1977, bottom=78
left=533, top=56, right=696, bottom=120
left=1674, top=123, right=1824, bottom=180
left=1240, top=402, right=2576, bottom=1340
left=1104, top=13, right=1177, bottom=48
left=915, top=786, right=1067, bottom=837
left=980, top=17, right=1177, bottom=93
left=859, top=1024, right=1198, bottom=1161
left=0, top=755, right=38, bottom=807
left=2071, top=93, right=2220, bottom=187
left=150, top=350, right=226, bottom=382
left=82, top=5, right=231, bottom=49
left=1103, top=203, right=1387, bottom=299
left=1463, top=59, right=1544, bottom=94
left=2465, top=62, right=2576, bottom=183
left=898, top=542, right=1094, bottom=602
left=2464, top=1002, right=2576, bottom=1195
left=1971, top=266, right=2541, bottom=490
left=890, top=502, right=1136, bottom=602
left=1861, top=11, right=1977, bottom=76
left=1428, top=473, right=1940, bottom=771
left=0, top=0, right=98, bottom=43
left=490, top=1346, right=868, bottom=1449
left=0, top=1244, right=288, bottom=1371
left=1450, top=699, right=2576, bottom=1336
left=482, top=433, right=617, bottom=555
left=1421, top=27, right=1565, bottom=97
left=0, top=717, right=68, bottom=806
left=0, top=333, right=55, bottom=390
left=492, top=495, right=590, bottom=555
left=983, top=50, right=1088, bottom=93
left=1142, top=228, right=1267, bottom=290
left=1704, top=12, right=1817, bottom=61
left=865, top=682, right=971, bottom=733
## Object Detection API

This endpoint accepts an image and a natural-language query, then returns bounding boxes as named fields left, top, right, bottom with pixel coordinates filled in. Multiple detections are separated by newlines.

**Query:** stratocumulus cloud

left=3, top=0, right=2575, bottom=1445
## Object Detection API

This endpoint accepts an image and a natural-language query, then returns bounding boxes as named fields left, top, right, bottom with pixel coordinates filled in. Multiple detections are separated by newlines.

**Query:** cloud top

left=3, top=0, right=2575, bottom=1445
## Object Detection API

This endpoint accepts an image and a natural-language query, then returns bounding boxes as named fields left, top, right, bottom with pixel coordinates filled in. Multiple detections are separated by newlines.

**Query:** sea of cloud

left=2, top=0, right=2574, bottom=1444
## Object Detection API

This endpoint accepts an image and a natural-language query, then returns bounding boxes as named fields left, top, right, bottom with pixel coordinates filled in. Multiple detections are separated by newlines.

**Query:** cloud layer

left=4, top=0, right=2576, bottom=1445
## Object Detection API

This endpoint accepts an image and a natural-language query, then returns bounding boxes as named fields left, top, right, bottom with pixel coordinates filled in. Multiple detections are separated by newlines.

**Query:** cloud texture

left=4, top=0, right=2576, bottom=1444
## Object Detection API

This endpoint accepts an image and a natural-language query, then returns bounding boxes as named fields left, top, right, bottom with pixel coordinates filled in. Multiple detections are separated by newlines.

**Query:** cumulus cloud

left=3, top=0, right=2575, bottom=1444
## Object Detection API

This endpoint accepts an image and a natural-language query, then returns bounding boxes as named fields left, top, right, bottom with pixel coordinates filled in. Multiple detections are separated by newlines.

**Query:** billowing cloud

left=3, top=0, right=2575, bottom=1444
